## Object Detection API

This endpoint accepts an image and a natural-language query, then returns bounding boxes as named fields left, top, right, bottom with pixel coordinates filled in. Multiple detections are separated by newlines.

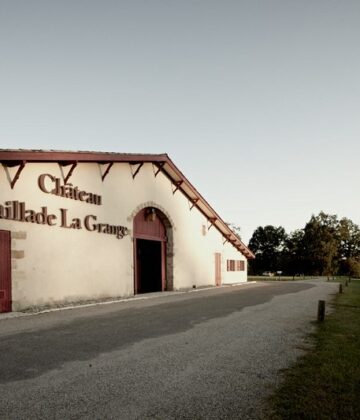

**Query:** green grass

left=267, top=279, right=360, bottom=419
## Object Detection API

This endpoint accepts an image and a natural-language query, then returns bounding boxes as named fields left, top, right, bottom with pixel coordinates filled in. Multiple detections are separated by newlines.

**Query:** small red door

left=215, top=253, right=221, bottom=286
left=0, top=230, right=11, bottom=313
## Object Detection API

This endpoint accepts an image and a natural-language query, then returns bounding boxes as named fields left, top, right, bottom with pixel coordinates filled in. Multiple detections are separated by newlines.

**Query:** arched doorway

left=133, top=207, right=172, bottom=294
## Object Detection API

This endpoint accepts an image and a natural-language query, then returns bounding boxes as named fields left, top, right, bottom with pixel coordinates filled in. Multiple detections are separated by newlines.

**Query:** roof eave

left=0, top=149, right=255, bottom=259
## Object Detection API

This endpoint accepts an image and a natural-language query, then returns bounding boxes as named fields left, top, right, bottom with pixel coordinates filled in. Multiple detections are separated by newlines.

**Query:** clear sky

left=1, top=0, right=359, bottom=243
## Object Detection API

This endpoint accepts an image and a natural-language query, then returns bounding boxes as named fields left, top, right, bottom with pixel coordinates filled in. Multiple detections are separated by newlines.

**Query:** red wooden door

left=215, top=253, right=221, bottom=286
left=133, top=208, right=166, bottom=241
left=0, top=230, right=11, bottom=313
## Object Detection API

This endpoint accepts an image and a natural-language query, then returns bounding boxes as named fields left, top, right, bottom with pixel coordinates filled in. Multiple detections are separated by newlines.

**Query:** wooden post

left=317, top=300, right=325, bottom=322
left=339, top=284, right=343, bottom=294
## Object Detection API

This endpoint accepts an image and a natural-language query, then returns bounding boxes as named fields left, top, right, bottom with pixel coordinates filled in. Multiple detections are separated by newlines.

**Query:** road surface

left=0, top=280, right=338, bottom=419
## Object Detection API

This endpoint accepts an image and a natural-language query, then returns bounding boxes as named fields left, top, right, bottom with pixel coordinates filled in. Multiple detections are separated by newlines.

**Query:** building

left=0, top=150, right=254, bottom=313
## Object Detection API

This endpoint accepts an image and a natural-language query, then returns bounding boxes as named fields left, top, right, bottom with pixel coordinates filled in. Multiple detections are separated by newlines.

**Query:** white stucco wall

left=0, top=161, right=248, bottom=310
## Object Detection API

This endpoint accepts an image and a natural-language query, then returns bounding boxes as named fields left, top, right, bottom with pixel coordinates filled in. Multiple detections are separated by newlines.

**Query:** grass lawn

left=266, top=279, right=360, bottom=419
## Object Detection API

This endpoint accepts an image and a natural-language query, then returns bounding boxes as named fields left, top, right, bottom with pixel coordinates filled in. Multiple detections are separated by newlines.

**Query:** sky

left=1, top=0, right=359, bottom=244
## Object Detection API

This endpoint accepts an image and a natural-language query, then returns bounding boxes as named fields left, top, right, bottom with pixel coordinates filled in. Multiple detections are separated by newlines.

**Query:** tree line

left=248, top=212, right=360, bottom=277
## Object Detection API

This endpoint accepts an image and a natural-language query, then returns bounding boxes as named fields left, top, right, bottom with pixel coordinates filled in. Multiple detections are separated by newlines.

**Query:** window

left=227, top=260, right=235, bottom=271
left=227, top=259, right=245, bottom=272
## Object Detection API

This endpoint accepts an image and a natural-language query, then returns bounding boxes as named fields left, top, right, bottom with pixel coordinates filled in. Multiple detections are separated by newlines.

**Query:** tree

left=340, top=257, right=360, bottom=277
left=337, top=218, right=360, bottom=276
left=338, top=218, right=360, bottom=259
left=248, top=225, right=287, bottom=274
left=282, top=229, right=306, bottom=276
left=302, top=212, right=339, bottom=276
left=247, top=213, right=360, bottom=277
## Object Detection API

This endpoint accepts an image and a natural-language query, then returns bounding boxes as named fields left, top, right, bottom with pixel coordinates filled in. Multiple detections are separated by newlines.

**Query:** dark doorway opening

left=0, top=230, right=11, bottom=313
left=136, top=239, right=162, bottom=294
left=133, top=207, right=172, bottom=294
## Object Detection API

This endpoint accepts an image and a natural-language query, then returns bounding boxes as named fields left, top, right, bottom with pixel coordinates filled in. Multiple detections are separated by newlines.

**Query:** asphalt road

left=0, top=280, right=338, bottom=419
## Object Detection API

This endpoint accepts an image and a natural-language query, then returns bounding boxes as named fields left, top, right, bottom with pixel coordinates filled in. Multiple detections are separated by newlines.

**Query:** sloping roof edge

left=0, top=149, right=255, bottom=259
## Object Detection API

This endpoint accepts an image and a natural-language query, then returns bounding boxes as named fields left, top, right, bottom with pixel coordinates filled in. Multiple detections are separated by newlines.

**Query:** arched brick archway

left=133, top=207, right=173, bottom=294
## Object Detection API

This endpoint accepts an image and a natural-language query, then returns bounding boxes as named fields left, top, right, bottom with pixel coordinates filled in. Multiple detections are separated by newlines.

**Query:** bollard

left=317, top=300, right=325, bottom=322
left=339, top=284, right=343, bottom=294
left=345, top=279, right=348, bottom=287
left=349, top=277, right=351, bottom=283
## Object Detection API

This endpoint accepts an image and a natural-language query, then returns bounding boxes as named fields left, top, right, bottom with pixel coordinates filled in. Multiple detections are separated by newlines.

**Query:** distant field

left=266, top=278, right=360, bottom=419
left=248, top=275, right=318, bottom=281
left=248, top=275, right=358, bottom=282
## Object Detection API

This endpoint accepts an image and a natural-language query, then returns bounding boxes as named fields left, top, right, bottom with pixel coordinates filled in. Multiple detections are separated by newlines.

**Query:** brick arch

left=128, top=201, right=175, bottom=230
left=131, top=204, right=174, bottom=293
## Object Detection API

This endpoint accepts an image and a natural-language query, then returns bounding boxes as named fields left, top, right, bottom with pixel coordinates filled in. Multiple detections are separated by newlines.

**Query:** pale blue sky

left=1, top=0, right=359, bottom=243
